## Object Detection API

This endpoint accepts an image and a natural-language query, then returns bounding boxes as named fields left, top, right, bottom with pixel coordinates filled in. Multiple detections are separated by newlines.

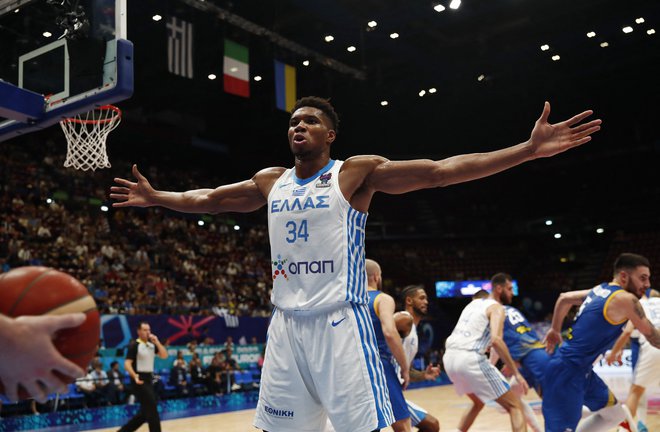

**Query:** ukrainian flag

left=274, top=60, right=296, bottom=112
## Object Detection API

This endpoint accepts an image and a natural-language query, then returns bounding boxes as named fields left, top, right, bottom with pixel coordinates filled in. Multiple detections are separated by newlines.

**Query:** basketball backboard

left=0, top=0, right=133, bottom=142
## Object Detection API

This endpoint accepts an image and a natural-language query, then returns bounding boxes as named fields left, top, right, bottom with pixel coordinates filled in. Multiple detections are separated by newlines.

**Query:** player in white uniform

left=443, top=273, right=529, bottom=432
left=606, top=288, right=660, bottom=432
left=395, top=285, right=441, bottom=432
left=111, top=96, right=600, bottom=431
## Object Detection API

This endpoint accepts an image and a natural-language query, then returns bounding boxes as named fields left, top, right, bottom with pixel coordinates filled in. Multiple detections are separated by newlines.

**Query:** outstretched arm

left=544, top=289, right=591, bottom=353
left=111, top=164, right=285, bottom=214
left=363, top=102, right=600, bottom=195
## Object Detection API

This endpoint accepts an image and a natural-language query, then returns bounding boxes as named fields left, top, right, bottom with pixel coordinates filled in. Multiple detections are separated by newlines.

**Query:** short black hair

left=613, top=253, right=650, bottom=275
left=491, top=272, right=512, bottom=286
left=401, top=284, right=425, bottom=301
left=110, top=361, right=118, bottom=367
left=293, top=96, right=340, bottom=133
left=472, top=289, right=489, bottom=300
left=137, top=321, right=150, bottom=331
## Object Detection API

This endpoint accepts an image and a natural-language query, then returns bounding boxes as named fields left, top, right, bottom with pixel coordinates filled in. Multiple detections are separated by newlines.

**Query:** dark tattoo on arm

left=646, top=327, right=660, bottom=349
left=633, top=298, right=646, bottom=319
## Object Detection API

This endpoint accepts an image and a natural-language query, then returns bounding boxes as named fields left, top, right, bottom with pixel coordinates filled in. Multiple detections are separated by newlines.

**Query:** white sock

left=521, top=399, right=542, bottom=432
left=576, top=404, right=627, bottom=432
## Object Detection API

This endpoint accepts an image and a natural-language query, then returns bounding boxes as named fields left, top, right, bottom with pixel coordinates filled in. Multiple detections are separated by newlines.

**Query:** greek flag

left=167, top=16, right=194, bottom=78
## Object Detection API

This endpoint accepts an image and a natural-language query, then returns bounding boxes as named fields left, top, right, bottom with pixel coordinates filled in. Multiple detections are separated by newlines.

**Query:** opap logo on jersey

left=315, top=172, right=332, bottom=188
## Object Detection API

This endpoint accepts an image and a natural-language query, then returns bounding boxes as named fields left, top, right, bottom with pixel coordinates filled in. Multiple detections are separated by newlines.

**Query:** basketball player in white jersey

left=111, top=96, right=600, bottom=431
left=443, top=273, right=529, bottom=432
left=395, top=285, right=441, bottom=432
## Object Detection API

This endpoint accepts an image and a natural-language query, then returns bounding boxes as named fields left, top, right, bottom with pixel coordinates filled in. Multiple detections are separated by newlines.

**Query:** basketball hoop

left=60, top=105, right=121, bottom=171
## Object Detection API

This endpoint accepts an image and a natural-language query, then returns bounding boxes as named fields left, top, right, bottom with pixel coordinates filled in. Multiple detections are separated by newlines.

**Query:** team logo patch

left=316, top=172, right=332, bottom=188
left=271, top=254, right=289, bottom=281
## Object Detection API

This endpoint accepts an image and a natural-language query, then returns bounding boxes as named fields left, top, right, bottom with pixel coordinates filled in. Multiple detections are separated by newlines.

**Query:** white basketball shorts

left=633, top=341, right=660, bottom=388
left=253, top=303, right=394, bottom=432
left=443, top=349, right=510, bottom=402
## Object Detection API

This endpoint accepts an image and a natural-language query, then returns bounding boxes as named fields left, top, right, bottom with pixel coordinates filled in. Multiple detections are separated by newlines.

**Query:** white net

left=60, top=105, right=121, bottom=171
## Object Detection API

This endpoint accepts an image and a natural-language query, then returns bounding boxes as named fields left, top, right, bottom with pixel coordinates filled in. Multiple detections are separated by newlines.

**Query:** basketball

left=394, top=311, right=414, bottom=339
left=0, top=266, right=100, bottom=399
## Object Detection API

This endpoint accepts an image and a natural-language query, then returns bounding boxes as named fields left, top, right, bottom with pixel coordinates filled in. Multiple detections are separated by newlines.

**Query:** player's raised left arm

left=365, top=102, right=601, bottom=195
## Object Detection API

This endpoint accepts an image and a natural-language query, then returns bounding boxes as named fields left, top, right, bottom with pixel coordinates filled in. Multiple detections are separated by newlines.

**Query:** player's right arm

left=111, top=164, right=285, bottom=214
left=544, top=289, right=591, bottom=353
left=377, top=294, right=410, bottom=389
left=487, top=303, right=529, bottom=395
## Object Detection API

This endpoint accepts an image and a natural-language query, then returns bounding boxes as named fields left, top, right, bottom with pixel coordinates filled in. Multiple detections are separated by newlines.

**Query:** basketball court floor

left=85, top=384, right=659, bottom=432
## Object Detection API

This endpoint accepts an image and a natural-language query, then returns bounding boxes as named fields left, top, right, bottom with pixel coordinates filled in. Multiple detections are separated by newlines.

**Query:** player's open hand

left=0, top=314, right=87, bottom=402
left=528, top=102, right=602, bottom=159
left=543, top=328, right=563, bottom=354
left=604, top=349, right=622, bottom=366
left=111, top=164, right=156, bottom=208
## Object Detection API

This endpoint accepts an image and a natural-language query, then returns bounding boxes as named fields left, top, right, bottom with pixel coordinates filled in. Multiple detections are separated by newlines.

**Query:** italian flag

left=223, top=39, right=249, bottom=97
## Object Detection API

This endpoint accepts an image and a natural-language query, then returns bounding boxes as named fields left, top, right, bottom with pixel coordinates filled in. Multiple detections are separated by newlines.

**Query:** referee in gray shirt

left=118, top=321, right=168, bottom=432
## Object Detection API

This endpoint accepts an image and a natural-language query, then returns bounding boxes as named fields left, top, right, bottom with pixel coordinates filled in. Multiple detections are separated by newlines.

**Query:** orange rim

left=61, top=105, right=122, bottom=125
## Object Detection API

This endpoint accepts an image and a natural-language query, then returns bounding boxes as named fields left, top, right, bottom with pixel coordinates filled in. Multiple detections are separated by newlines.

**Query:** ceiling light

left=152, top=14, right=162, bottom=21
left=234, top=225, right=240, bottom=231
left=552, top=55, right=560, bottom=61
left=587, top=31, right=596, bottom=38
left=208, top=74, right=216, bottom=80
left=254, top=76, right=262, bottom=81
left=477, top=74, right=485, bottom=81
left=347, top=46, right=356, bottom=52
left=635, top=17, right=645, bottom=24
left=648, top=29, right=656, bottom=35
left=100, top=205, right=109, bottom=212
left=43, top=31, right=52, bottom=38
left=14, top=8, right=19, bottom=13
left=303, top=60, right=310, bottom=66
left=198, top=220, right=204, bottom=226
left=390, top=32, right=399, bottom=39
left=600, top=41, right=609, bottom=48
left=428, top=88, right=437, bottom=93
left=433, top=4, right=446, bottom=12
left=622, top=26, right=633, bottom=34
left=545, top=220, right=553, bottom=226
left=380, top=100, right=388, bottom=106
left=540, top=44, right=550, bottom=51
left=596, top=228, right=604, bottom=234
left=449, top=0, right=461, bottom=10
left=419, top=90, right=426, bottom=97
left=324, top=35, right=334, bottom=42
left=554, top=233, right=562, bottom=239
left=46, top=198, right=53, bottom=204
left=368, top=20, right=377, bottom=28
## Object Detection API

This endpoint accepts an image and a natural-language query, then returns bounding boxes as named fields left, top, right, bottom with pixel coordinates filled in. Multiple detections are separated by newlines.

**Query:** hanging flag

left=223, top=39, right=250, bottom=97
left=274, top=60, right=296, bottom=112
left=166, top=16, right=194, bottom=79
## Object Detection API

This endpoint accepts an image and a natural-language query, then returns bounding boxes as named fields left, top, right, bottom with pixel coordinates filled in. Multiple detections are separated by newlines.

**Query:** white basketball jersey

left=445, top=298, right=498, bottom=354
left=267, top=159, right=368, bottom=311
left=639, top=297, right=660, bottom=344
left=396, top=319, right=418, bottom=384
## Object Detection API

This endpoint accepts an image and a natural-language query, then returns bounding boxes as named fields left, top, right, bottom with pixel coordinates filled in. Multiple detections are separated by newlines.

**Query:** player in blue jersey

left=491, top=305, right=548, bottom=432
left=365, top=259, right=412, bottom=431
left=542, top=253, right=660, bottom=432
left=112, top=96, right=600, bottom=431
